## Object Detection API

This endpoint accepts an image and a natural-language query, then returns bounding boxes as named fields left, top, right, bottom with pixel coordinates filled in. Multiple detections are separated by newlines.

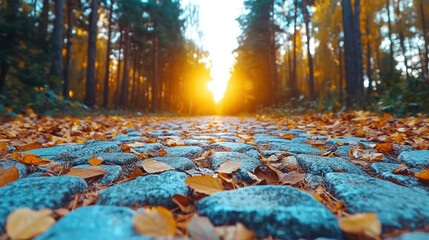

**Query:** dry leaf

left=392, top=163, right=412, bottom=176
left=253, top=165, right=278, bottom=184
left=216, top=160, right=243, bottom=174
left=188, top=215, right=220, bottom=240
left=165, top=139, right=185, bottom=147
left=126, top=167, right=143, bottom=180
left=19, top=153, right=50, bottom=165
left=133, top=206, right=176, bottom=238
left=415, top=169, right=429, bottom=181
left=20, top=143, right=44, bottom=152
left=339, top=213, right=381, bottom=239
left=139, top=160, right=173, bottom=173
left=185, top=175, right=224, bottom=195
left=126, top=142, right=145, bottom=148
left=0, top=166, right=19, bottom=187
left=172, top=194, right=194, bottom=213
left=375, top=143, right=393, bottom=153
left=0, top=142, right=8, bottom=155
left=159, top=149, right=168, bottom=157
left=279, top=172, right=305, bottom=185
left=355, top=130, right=366, bottom=137
left=235, top=223, right=257, bottom=240
left=65, top=167, right=106, bottom=180
left=88, top=155, right=104, bottom=166
left=130, top=149, right=149, bottom=160
left=6, top=208, right=55, bottom=239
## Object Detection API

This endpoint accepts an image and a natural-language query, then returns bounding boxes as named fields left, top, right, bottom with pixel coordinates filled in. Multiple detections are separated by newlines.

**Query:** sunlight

left=207, top=57, right=232, bottom=102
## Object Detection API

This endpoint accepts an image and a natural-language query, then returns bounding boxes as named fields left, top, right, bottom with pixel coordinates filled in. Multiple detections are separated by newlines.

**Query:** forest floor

left=0, top=111, right=429, bottom=240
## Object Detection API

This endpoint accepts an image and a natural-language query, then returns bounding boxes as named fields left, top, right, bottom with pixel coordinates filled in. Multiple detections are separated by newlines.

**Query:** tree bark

left=386, top=0, right=395, bottom=71
left=303, top=1, right=315, bottom=100
left=114, top=30, right=123, bottom=108
left=103, top=0, right=114, bottom=108
left=366, top=15, right=372, bottom=94
left=39, top=0, right=49, bottom=36
left=290, top=0, right=298, bottom=96
left=152, top=34, right=160, bottom=112
left=131, top=45, right=139, bottom=106
left=268, top=0, right=277, bottom=105
left=0, top=62, right=8, bottom=92
left=49, top=0, right=64, bottom=91
left=419, top=0, right=428, bottom=76
left=63, top=0, right=73, bottom=99
left=339, top=43, right=343, bottom=103
left=120, top=26, right=130, bottom=108
left=84, top=0, right=98, bottom=107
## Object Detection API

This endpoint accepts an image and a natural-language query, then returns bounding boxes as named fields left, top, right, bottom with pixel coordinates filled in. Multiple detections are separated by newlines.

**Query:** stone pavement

left=1, top=116, right=428, bottom=239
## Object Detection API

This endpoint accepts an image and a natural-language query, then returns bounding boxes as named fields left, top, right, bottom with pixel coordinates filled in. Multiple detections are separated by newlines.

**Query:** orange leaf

left=355, top=130, right=366, bottom=137
left=6, top=208, right=55, bottom=239
left=20, top=143, right=44, bottom=152
left=253, top=165, right=279, bottom=184
left=126, top=167, right=143, bottom=180
left=279, top=172, right=305, bottom=185
left=130, top=149, right=149, bottom=160
left=19, top=153, right=50, bottom=165
left=65, top=167, right=106, bottom=180
left=185, top=175, right=224, bottom=195
left=159, top=149, right=167, bottom=157
left=139, top=160, right=173, bottom=174
left=216, top=160, right=243, bottom=174
left=415, top=169, right=429, bottom=181
left=133, top=206, right=176, bottom=238
left=375, top=143, right=393, bottom=153
left=339, top=213, right=381, bottom=239
left=0, top=142, right=8, bottom=150
left=0, top=166, right=19, bottom=187
left=172, top=194, right=194, bottom=213
left=8, top=151, right=19, bottom=159
left=88, top=155, right=104, bottom=166
left=145, top=138, right=158, bottom=143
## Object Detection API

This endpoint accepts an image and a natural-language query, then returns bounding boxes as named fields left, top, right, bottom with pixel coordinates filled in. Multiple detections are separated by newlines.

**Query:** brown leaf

left=185, top=175, right=224, bottom=195
left=19, top=153, right=50, bottom=165
left=65, top=167, right=106, bottom=180
left=126, top=167, right=143, bottom=180
left=392, top=163, right=412, bottom=176
left=375, top=143, right=393, bottom=153
left=216, top=160, right=243, bottom=174
left=20, top=143, right=44, bottom=152
left=6, top=208, right=55, bottom=239
left=339, top=213, right=381, bottom=239
left=126, top=142, right=145, bottom=148
left=139, top=160, right=173, bottom=173
left=0, top=166, right=19, bottom=187
left=88, top=155, right=104, bottom=166
left=279, top=172, right=305, bottom=185
left=253, top=165, right=278, bottom=184
left=188, top=215, right=220, bottom=240
left=172, top=194, right=194, bottom=213
left=355, top=130, right=366, bottom=137
left=159, top=149, right=168, bottom=157
left=235, top=223, right=257, bottom=240
left=415, top=169, right=429, bottom=182
left=0, top=141, right=8, bottom=155
left=133, top=206, right=176, bottom=238
left=130, top=149, right=149, bottom=160
left=165, top=139, right=185, bottom=147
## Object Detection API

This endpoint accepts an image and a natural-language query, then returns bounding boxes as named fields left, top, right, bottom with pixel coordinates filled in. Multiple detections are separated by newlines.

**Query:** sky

left=182, top=0, right=245, bottom=102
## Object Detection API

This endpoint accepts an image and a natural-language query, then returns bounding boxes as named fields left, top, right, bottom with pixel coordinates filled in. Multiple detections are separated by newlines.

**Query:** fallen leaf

left=216, top=160, right=243, bottom=174
left=159, top=149, right=167, bottom=157
left=392, top=163, right=412, bottom=176
left=375, top=143, right=393, bottom=153
left=355, top=130, right=366, bottom=137
left=126, top=167, right=143, bottom=180
left=0, top=142, right=8, bottom=155
left=185, top=175, right=224, bottom=195
left=279, top=172, right=305, bottom=185
left=6, top=208, right=55, bottom=239
left=133, top=206, right=176, bottom=238
left=253, top=165, right=278, bottom=184
left=414, top=169, right=429, bottom=181
left=19, top=153, right=50, bottom=165
left=130, top=149, right=149, bottom=160
left=8, top=151, right=20, bottom=159
left=339, top=213, right=381, bottom=239
left=165, top=139, right=185, bottom=147
left=0, top=166, right=19, bottom=187
left=188, top=215, right=220, bottom=240
left=20, top=143, right=44, bottom=152
left=144, top=138, right=158, bottom=143
left=172, top=194, right=194, bottom=213
left=235, top=222, right=257, bottom=240
left=65, top=167, right=106, bottom=180
left=126, top=142, right=145, bottom=148
left=88, top=155, right=104, bottom=166
left=139, top=159, right=173, bottom=173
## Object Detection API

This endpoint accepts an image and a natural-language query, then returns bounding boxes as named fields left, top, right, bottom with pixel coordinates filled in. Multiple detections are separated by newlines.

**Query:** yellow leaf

left=0, top=142, right=8, bottom=150
left=216, top=160, right=243, bottom=174
left=19, top=153, right=50, bottom=165
left=375, top=143, right=393, bottom=153
left=415, top=169, right=429, bottom=181
left=339, top=213, right=381, bottom=239
left=159, top=149, right=167, bottom=157
left=8, top=151, right=19, bottom=159
left=131, top=149, right=149, bottom=160
left=88, top=155, right=104, bottom=166
left=0, top=166, right=19, bottom=187
left=235, top=223, right=257, bottom=240
left=355, top=130, right=366, bottom=137
left=185, top=175, right=224, bottom=195
left=133, top=206, right=176, bottom=238
left=6, top=208, right=55, bottom=239
left=65, top=167, right=106, bottom=180
left=139, top=160, right=173, bottom=173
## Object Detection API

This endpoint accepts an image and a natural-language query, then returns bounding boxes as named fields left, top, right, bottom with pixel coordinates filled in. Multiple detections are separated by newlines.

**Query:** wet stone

left=35, top=206, right=147, bottom=240
left=209, top=152, right=261, bottom=183
left=334, top=145, right=351, bottom=157
left=165, top=146, right=203, bottom=158
left=71, top=153, right=138, bottom=166
left=67, top=141, right=121, bottom=159
left=197, top=185, right=342, bottom=240
left=98, top=171, right=188, bottom=208
left=0, top=176, right=88, bottom=232
left=22, top=144, right=82, bottom=160
left=261, top=150, right=289, bottom=157
left=0, top=161, right=27, bottom=178
left=325, top=172, right=429, bottom=231
left=296, top=154, right=366, bottom=175
left=268, top=142, right=323, bottom=155
left=74, top=164, right=122, bottom=185
left=138, top=157, right=196, bottom=171
left=398, top=150, right=429, bottom=168
left=305, top=174, right=324, bottom=189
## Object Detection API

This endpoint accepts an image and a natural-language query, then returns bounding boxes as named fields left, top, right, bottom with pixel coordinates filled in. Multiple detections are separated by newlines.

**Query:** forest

left=0, top=0, right=428, bottom=116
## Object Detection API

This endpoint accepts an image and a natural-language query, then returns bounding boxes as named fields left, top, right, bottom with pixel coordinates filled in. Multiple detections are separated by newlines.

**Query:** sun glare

left=207, top=59, right=232, bottom=102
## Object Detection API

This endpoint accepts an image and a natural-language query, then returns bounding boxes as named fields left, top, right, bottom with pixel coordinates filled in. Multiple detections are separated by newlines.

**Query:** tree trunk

left=339, top=41, right=343, bottom=103
left=366, top=16, right=372, bottom=94
left=49, top=0, right=64, bottom=91
left=419, top=0, right=428, bottom=76
left=114, top=30, right=123, bottom=108
left=131, top=45, right=139, bottom=106
left=354, top=0, right=364, bottom=95
left=63, top=0, right=73, bottom=99
left=291, top=0, right=298, bottom=96
left=386, top=0, right=395, bottom=71
left=84, top=0, right=98, bottom=107
left=303, top=1, right=315, bottom=100
left=268, top=0, right=277, bottom=105
left=39, top=0, right=49, bottom=36
left=152, top=34, right=160, bottom=112
left=120, top=26, right=130, bottom=108
left=0, top=62, right=9, bottom=92
left=103, top=0, right=113, bottom=108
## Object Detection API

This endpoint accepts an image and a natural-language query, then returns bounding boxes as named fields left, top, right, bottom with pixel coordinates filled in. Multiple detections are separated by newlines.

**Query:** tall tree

left=419, top=0, right=428, bottom=75
left=103, top=0, right=114, bottom=108
left=302, top=0, right=315, bottom=100
left=84, top=0, right=98, bottom=107
left=63, top=0, right=74, bottom=99
left=120, top=26, right=130, bottom=108
left=49, top=0, right=64, bottom=91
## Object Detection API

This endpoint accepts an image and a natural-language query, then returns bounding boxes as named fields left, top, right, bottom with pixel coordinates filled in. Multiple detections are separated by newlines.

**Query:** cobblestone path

left=1, top=116, right=428, bottom=239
